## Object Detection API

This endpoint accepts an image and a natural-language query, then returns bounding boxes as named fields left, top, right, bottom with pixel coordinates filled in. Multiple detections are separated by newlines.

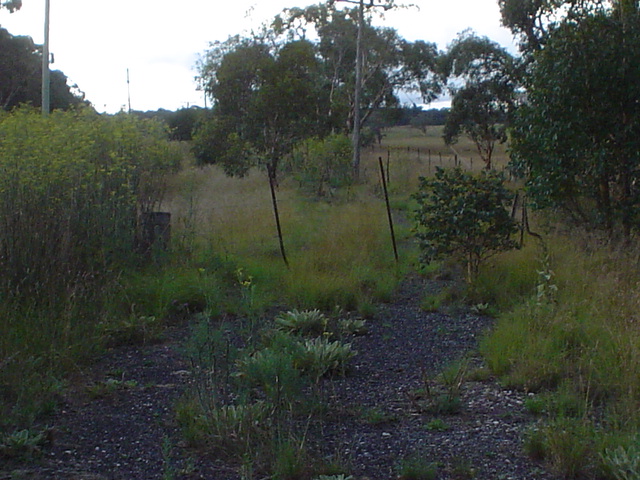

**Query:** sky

left=0, top=0, right=517, bottom=113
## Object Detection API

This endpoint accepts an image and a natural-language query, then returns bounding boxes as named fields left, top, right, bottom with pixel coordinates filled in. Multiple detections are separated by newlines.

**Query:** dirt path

left=5, top=276, right=557, bottom=480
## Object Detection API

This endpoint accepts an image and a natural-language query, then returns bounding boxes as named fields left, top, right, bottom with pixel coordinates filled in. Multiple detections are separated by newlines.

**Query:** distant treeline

left=130, top=105, right=450, bottom=143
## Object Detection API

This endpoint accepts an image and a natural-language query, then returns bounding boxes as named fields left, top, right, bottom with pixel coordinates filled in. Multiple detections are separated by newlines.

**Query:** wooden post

left=379, top=157, right=399, bottom=263
left=139, top=211, right=171, bottom=254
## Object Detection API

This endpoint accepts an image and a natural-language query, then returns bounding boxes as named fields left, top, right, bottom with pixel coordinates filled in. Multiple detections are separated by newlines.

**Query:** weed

left=602, top=436, right=640, bottom=480
left=424, top=418, right=450, bottom=432
left=86, top=378, right=138, bottom=399
left=161, top=435, right=176, bottom=480
left=300, top=337, right=355, bottom=380
left=397, top=453, right=439, bottom=480
left=272, top=438, right=311, bottom=480
left=360, top=407, right=398, bottom=425
left=275, top=309, right=328, bottom=336
left=450, top=457, right=476, bottom=479
left=524, top=395, right=546, bottom=416
left=410, top=363, right=466, bottom=415
left=236, top=347, right=305, bottom=405
left=0, top=428, right=48, bottom=459
left=524, top=419, right=597, bottom=478
left=338, top=318, right=368, bottom=336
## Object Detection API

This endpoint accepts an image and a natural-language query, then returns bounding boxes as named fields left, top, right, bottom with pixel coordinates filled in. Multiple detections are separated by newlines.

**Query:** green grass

left=479, top=232, right=640, bottom=477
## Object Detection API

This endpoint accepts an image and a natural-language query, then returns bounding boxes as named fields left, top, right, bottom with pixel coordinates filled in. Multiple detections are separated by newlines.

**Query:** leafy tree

left=194, top=38, right=328, bottom=265
left=1, top=0, right=21, bottom=12
left=273, top=3, right=442, bottom=174
left=195, top=38, right=325, bottom=180
left=507, top=2, right=640, bottom=236
left=413, top=167, right=518, bottom=283
left=0, top=27, right=86, bottom=111
left=442, top=31, right=517, bottom=169
left=498, top=0, right=610, bottom=53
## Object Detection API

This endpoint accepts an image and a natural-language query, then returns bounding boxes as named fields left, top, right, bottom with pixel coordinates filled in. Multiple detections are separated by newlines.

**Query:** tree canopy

left=0, top=27, right=86, bottom=111
left=0, top=0, right=21, bottom=12
left=505, top=0, right=640, bottom=236
left=442, top=31, right=518, bottom=169
left=194, top=2, right=442, bottom=179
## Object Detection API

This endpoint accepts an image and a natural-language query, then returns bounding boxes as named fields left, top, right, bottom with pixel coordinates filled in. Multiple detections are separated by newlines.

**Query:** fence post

left=379, top=157, right=399, bottom=263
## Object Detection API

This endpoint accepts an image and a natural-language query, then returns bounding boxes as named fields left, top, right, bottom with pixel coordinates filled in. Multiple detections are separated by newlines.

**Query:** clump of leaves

left=601, top=437, right=640, bottom=480
left=275, top=309, right=328, bottom=336
left=300, top=337, right=355, bottom=380
left=413, top=167, right=518, bottom=283
left=175, top=397, right=269, bottom=453
left=338, top=318, right=368, bottom=336
left=0, top=428, right=48, bottom=459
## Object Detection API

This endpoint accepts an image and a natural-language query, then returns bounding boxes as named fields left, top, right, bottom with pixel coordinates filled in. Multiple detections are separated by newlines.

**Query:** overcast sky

left=0, top=0, right=517, bottom=113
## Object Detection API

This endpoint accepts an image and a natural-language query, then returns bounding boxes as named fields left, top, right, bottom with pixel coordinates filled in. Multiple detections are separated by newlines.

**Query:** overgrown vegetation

left=176, top=309, right=359, bottom=478
left=0, top=107, right=179, bottom=426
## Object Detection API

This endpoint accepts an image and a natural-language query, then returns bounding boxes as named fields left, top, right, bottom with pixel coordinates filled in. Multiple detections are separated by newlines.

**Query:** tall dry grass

left=163, top=159, right=407, bottom=314
left=480, top=231, right=640, bottom=477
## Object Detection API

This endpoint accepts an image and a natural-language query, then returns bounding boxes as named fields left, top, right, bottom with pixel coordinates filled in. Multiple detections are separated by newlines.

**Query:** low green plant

left=0, top=428, right=47, bottom=459
left=338, top=318, right=368, bottom=336
left=360, top=407, right=398, bottom=425
left=275, top=309, right=328, bottom=336
left=424, top=418, right=450, bottom=432
left=450, top=457, right=476, bottom=479
left=602, top=437, right=640, bottom=480
left=299, top=337, right=355, bottom=380
left=411, top=362, right=465, bottom=415
left=397, top=453, right=439, bottom=480
left=524, top=419, right=598, bottom=478
left=176, top=397, right=269, bottom=454
left=86, top=377, right=138, bottom=399
left=235, top=347, right=305, bottom=405
left=524, top=395, right=546, bottom=416
left=272, top=438, right=312, bottom=480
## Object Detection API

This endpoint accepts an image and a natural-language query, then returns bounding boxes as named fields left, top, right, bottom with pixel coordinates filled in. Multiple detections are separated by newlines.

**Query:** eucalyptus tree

left=441, top=31, right=518, bottom=170
left=505, top=0, right=640, bottom=236
left=194, top=38, right=327, bottom=265
left=274, top=3, right=442, bottom=177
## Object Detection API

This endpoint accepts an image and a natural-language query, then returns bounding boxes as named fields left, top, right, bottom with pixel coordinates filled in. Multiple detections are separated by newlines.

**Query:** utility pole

left=41, top=0, right=50, bottom=116
left=127, top=68, right=132, bottom=113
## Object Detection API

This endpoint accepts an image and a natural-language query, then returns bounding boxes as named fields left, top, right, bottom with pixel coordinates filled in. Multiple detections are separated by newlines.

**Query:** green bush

left=289, top=133, right=353, bottom=196
left=0, top=107, right=180, bottom=426
left=413, top=167, right=518, bottom=283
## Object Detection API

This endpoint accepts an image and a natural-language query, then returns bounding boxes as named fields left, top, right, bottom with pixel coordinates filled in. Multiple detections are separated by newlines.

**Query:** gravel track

left=3, top=276, right=558, bottom=480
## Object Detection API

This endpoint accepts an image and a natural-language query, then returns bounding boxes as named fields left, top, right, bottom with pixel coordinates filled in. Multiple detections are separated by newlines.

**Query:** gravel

left=4, top=275, right=559, bottom=480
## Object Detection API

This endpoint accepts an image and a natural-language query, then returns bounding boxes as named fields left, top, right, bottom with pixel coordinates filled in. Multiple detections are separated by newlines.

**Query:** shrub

left=289, top=133, right=353, bottom=196
left=0, top=107, right=180, bottom=426
left=413, top=167, right=518, bottom=283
